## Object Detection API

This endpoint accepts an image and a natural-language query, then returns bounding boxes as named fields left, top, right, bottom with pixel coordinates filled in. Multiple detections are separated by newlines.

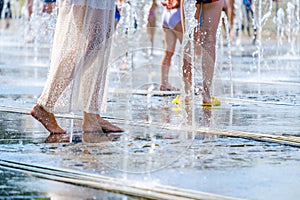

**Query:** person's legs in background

left=42, top=0, right=56, bottom=14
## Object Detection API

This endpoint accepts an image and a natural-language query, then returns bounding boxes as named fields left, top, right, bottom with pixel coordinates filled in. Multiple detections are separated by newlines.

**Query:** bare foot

left=202, top=95, right=212, bottom=104
left=30, top=104, right=66, bottom=134
left=45, top=133, right=70, bottom=143
left=159, top=84, right=180, bottom=91
left=82, top=112, right=124, bottom=133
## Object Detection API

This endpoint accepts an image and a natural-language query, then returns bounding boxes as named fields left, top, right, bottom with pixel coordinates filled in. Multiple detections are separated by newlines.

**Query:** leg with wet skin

left=160, top=50, right=179, bottom=91
left=182, top=41, right=193, bottom=95
left=42, top=2, right=55, bottom=14
left=200, top=1, right=223, bottom=104
left=173, top=19, right=183, bottom=43
left=195, top=3, right=201, bottom=21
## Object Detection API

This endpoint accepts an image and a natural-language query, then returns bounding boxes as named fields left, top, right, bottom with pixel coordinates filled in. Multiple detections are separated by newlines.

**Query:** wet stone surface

left=1, top=5, right=300, bottom=199
left=0, top=169, right=135, bottom=200
left=1, top=126, right=300, bottom=199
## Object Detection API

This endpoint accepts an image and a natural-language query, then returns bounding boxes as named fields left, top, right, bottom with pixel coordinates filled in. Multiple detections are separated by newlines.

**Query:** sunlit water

left=0, top=0, right=300, bottom=199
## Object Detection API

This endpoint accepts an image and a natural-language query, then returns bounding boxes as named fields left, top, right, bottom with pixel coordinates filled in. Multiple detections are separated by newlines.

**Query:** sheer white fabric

left=38, top=0, right=115, bottom=114
left=69, top=0, right=115, bottom=9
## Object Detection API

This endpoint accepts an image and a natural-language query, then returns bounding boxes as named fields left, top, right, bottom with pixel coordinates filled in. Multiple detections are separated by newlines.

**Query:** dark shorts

left=115, top=6, right=121, bottom=21
left=196, top=0, right=219, bottom=4
left=44, top=0, right=56, bottom=2
left=5, top=10, right=12, bottom=19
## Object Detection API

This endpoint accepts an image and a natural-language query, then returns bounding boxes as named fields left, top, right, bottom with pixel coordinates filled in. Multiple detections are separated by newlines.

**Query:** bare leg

left=82, top=112, right=123, bottom=133
left=160, top=25, right=181, bottom=91
left=30, top=104, right=66, bottom=134
left=173, top=20, right=183, bottom=43
left=147, top=19, right=156, bottom=55
left=42, top=2, right=55, bottom=14
left=195, top=4, right=201, bottom=20
left=200, top=1, right=223, bottom=104
left=182, top=42, right=192, bottom=96
left=27, top=0, right=33, bottom=20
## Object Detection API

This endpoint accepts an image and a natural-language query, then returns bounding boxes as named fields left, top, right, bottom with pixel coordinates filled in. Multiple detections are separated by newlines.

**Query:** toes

left=30, top=104, right=66, bottom=134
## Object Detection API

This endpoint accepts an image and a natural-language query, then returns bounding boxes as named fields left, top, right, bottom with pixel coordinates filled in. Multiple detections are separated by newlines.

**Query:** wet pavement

left=1, top=7, right=300, bottom=200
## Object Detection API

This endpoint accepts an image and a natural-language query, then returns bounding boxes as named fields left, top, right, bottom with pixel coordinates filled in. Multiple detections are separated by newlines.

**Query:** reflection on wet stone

left=1, top=0, right=300, bottom=199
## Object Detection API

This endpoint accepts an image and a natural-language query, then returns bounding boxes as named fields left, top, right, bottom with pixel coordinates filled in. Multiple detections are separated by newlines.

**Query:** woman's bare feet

left=159, top=84, right=180, bottom=91
left=30, top=104, right=66, bottom=134
left=45, top=133, right=70, bottom=143
left=82, top=112, right=124, bottom=133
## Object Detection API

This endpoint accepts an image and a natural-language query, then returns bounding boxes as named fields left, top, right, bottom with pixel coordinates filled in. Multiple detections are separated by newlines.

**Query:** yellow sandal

left=202, top=96, right=221, bottom=107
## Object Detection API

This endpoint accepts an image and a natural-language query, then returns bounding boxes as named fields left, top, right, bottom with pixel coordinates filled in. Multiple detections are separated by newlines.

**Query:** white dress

left=38, top=0, right=115, bottom=114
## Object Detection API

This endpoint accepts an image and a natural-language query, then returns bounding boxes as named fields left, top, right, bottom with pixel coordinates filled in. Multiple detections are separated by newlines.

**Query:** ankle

left=202, top=95, right=212, bottom=103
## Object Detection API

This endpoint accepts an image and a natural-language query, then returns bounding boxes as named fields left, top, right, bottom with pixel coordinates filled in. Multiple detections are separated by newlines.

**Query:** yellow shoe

left=202, top=96, right=221, bottom=107
left=172, top=95, right=181, bottom=105
left=172, top=95, right=190, bottom=105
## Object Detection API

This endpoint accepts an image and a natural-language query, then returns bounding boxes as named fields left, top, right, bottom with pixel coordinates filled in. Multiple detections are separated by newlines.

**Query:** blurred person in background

left=0, top=0, right=4, bottom=21
left=160, top=0, right=182, bottom=91
left=4, top=0, right=12, bottom=28
left=42, top=0, right=56, bottom=14
left=146, top=0, right=158, bottom=56
left=26, top=0, right=32, bottom=20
